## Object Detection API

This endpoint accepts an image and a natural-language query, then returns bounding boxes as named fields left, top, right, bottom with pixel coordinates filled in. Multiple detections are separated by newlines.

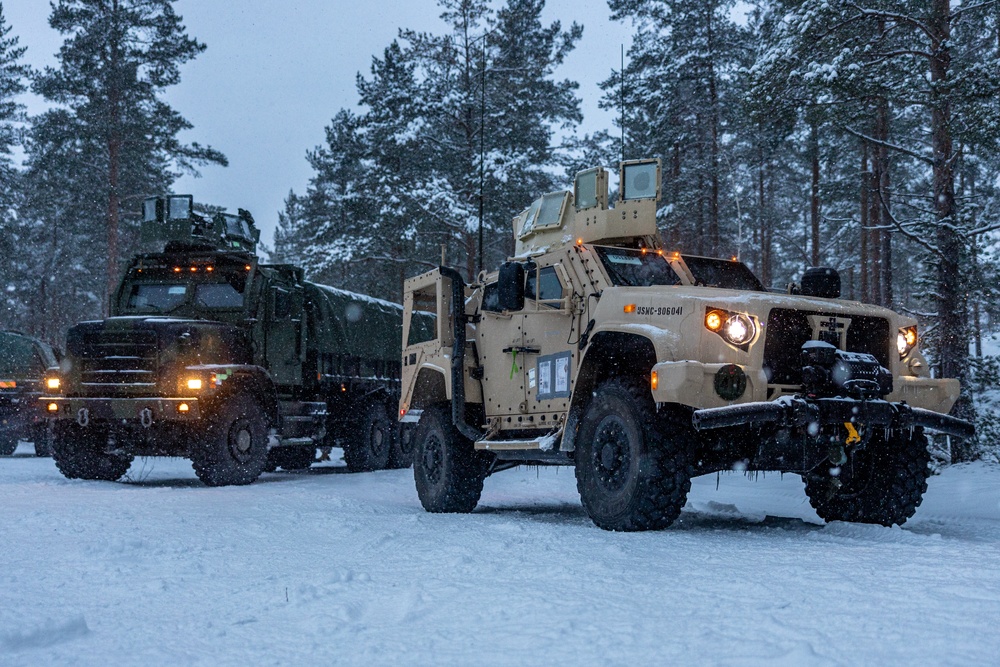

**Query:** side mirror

left=800, top=267, right=841, bottom=299
left=498, top=262, right=525, bottom=312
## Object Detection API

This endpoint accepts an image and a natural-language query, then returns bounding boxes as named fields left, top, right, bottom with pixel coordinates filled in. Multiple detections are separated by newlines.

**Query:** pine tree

left=29, top=0, right=226, bottom=311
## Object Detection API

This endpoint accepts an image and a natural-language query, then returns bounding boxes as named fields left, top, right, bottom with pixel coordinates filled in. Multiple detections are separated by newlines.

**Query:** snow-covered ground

left=2, top=444, right=1000, bottom=666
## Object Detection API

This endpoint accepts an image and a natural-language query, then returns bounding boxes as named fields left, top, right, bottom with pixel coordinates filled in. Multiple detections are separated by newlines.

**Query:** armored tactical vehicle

left=43, top=195, right=417, bottom=485
left=399, top=159, right=974, bottom=531
left=1, top=331, right=58, bottom=456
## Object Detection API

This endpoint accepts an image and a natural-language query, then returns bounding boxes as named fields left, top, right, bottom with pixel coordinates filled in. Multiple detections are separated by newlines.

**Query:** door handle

left=502, top=346, right=541, bottom=355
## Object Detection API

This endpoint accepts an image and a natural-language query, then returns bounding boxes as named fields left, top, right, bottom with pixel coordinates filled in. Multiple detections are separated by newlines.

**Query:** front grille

left=75, top=330, right=159, bottom=396
left=763, top=309, right=891, bottom=386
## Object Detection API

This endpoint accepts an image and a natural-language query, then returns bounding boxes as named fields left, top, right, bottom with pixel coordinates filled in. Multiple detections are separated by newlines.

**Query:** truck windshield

left=682, top=256, right=764, bottom=291
left=0, top=336, right=43, bottom=377
left=594, top=247, right=681, bottom=287
left=126, top=279, right=245, bottom=313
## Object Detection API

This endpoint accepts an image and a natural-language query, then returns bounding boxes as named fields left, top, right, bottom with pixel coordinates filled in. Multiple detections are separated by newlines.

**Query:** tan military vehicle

left=399, top=159, right=974, bottom=531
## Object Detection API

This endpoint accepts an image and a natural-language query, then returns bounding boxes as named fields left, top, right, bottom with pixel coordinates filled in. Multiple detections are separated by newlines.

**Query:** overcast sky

left=4, top=0, right=635, bottom=246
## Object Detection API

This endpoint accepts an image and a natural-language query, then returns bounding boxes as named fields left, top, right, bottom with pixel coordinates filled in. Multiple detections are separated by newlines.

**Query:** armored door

left=266, top=284, right=304, bottom=386
left=477, top=282, right=528, bottom=420
left=520, top=264, right=575, bottom=421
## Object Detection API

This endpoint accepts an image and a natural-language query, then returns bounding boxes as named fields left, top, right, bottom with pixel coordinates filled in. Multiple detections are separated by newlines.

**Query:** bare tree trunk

left=706, top=7, right=720, bottom=256
left=810, top=119, right=820, bottom=266
left=876, top=97, right=893, bottom=307
left=860, top=142, right=869, bottom=302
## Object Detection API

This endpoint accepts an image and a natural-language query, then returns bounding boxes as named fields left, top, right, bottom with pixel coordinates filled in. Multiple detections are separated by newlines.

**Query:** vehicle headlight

left=45, top=376, right=61, bottom=391
left=186, top=377, right=203, bottom=391
left=897, top=326, right=918, bottom=358
left=705, top=307, right=756, bottom=347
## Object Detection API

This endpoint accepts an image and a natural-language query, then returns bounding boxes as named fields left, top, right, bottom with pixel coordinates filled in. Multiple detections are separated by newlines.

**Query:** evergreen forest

left=2, top=0, right=999, bottom=460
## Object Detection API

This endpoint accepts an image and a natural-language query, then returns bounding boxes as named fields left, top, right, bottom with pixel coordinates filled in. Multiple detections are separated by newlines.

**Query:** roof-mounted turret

left=513, top=159, right=662, bottom=257
left=140, top=195, right=261, bottom=255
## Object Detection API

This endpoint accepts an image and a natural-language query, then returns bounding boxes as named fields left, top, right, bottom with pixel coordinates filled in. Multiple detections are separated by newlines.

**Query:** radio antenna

left=620, top=44, right=625, bottom=163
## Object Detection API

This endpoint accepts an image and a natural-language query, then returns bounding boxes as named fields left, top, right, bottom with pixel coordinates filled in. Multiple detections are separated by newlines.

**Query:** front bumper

left=42, top=397, right=202, bottom=425
left=692, top=395, right=975, bottom=439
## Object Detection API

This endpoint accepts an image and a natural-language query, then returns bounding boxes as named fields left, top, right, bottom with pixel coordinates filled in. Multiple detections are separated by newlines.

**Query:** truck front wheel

left=343, top=400, right=394, bottom=472
left=803, top=428, right=930, bottom=526
left=575, top=379, right=693, bottom=531
left=191, top=394, right=269, bottom=486
left=413, top=404, right=492, bottom=513
left=51, top=423, right=133, bottom=481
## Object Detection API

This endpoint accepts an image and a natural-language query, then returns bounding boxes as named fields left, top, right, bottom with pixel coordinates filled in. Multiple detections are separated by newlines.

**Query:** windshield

left=125, top=279, right=245, bottom=313
left=682, top=256, right=765, bottom=291
left=0, top=335, right=44, bottom=377
left=595, top=247, right=681, bottom=287
left=127, top=284, right=189, bottom=312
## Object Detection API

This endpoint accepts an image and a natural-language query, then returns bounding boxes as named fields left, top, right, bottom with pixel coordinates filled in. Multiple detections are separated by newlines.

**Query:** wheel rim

left=229, top=422, right=255, bottom=463
left=592, top=416, right=632, bottom=493
left=422, top=434, right=444, bottom=485
left=369, top=421, right=387, bottom=459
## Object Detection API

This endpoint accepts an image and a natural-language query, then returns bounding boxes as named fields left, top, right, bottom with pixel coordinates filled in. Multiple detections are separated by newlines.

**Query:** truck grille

left=763, top=309, right=891, bottom=386
left=75, top=330, right=159, bottom=396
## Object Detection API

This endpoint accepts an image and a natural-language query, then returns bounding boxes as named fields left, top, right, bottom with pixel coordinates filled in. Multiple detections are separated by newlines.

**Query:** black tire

left=0, top=434, right=16, bottom=456
left=51, top=423, right=133, bottom=481
left=575, top=379, right=693, bottom=531
left=413, top=403, right=492, bottom=513
left=388, top=423, right=415, bottom=469
left=804, top=428, right=931, bottom=527
left=267, top=445, right=315, bottom=471
left=343, top=400, right=394, bottom=472
left=191, top=394, right=269, bottom=486
left=32, top=423, right=53, bottom=457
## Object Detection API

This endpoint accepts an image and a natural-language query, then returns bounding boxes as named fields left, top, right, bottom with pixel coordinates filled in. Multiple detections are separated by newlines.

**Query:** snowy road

left=2, top=444, right=1000, bottom=666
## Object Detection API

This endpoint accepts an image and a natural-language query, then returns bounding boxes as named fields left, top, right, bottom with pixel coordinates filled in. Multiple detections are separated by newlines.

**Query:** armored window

left=127, top=284, right=189, bottom=312
left=682, top=256, right=764, bottom=292
left=595, top=247, right=680, bottom=287
left=481, top=283, right=501, bottom=313
left=195, top=282, right=244, bottom=309
left=272, top=288, right=292, bottom=320
left=525, top=266, right=563, bottom=307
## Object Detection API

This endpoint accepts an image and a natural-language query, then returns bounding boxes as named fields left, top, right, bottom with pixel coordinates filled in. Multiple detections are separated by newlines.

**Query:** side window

left=525, top=266, right=563, bottom=307
left=272, top=287, right=291, bottom=320
left=482, top=283, right=501, bottom=313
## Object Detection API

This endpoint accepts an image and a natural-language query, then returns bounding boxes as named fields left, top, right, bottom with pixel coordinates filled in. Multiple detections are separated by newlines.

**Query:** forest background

left=1, top=0, right=999, bottom=461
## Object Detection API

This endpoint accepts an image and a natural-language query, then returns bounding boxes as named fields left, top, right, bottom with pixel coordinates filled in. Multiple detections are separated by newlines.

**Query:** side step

left=474, top=428, right=562, bottom=452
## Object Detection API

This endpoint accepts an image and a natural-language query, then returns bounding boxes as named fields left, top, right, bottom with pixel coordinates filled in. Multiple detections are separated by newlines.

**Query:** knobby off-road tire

left=33, top=422, right=53, bottom=457
left=51, top=423, right=133, bottom=481
left=191, top=394, right=269, bottom=486
left=413, top=403, right=493, bottom=513
left=803, top=428, right=931, bottom=527
left=343, top=399, right=395, bottom=472
left=387, top=423, right=415, bottom=469
left=575, top=379, right=693, bottom=532
left=267, top=445, right=315, bottom=471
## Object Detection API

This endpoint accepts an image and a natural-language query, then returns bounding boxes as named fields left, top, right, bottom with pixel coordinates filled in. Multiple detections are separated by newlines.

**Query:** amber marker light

left=206, top=266, right=214, bottom=272
left=624, top=304, right=637, bottom=314
left=173, top=267, right=181, bottom=273
left=190, top=266, right=197, bottom=272
left=0, top=381, right=15, bottom=389
left=245, top=264, right=252, bottom=271
left=178, top=403, right=190, bottom=413
left=47, top=402, right=59, bottom=412
left=651, top=370, right=659, bottom=391
left=186, top=378, right=203, bottom=391
left=576, top=238, right=583, bottom=246
left=705, top=310, right=724, bottom=332
left=46, top=377, right=61, bottom=390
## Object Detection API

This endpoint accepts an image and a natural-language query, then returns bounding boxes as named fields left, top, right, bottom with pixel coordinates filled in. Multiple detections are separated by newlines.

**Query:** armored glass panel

left=525, top=267, right=562, bottom=307
left=518, top=198, right=543, bottom=238
left=195, top=283, right=244, bottom=309
left=575, top=170, right=598, bottom=210
left=167, top=195, right=192, bottom=221
left=482, top=283, right=501, bottom=313
left=683, top=256, right=764, bottom=291
left=595, top=247, right=680, bottom=287
left=534, top=192, right=567, bottom=230
left=0, top=335, right=40, bottom=376
left=143, top=198, right=159, bottom=223
left=622, top=162, right=658, bottom=201
left=126, top=284, right=189, bottom=312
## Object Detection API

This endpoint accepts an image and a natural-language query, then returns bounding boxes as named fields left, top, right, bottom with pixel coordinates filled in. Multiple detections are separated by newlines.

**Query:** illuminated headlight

left=705, top=308, right=757, bottom=347
left=186, top=378, right=203, bottom=391
left=723, top=315, right=755, bottom=346
left=45, top=377, right=61, bottom=391
left=897, top=326, right=918, bottom=358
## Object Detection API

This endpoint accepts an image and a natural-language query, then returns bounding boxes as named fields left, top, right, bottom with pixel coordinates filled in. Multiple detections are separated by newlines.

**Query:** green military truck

left=42, top=195, right=418, bottom=485
left=400, top=159, right=974, bottom=531
left=1, top=330, right=59, bottom=456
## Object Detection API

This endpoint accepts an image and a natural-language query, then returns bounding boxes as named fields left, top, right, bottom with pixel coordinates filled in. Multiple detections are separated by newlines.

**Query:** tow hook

left=139, top=407, right=154, bottom=428
left=76, top=408, right=90, bottom=427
